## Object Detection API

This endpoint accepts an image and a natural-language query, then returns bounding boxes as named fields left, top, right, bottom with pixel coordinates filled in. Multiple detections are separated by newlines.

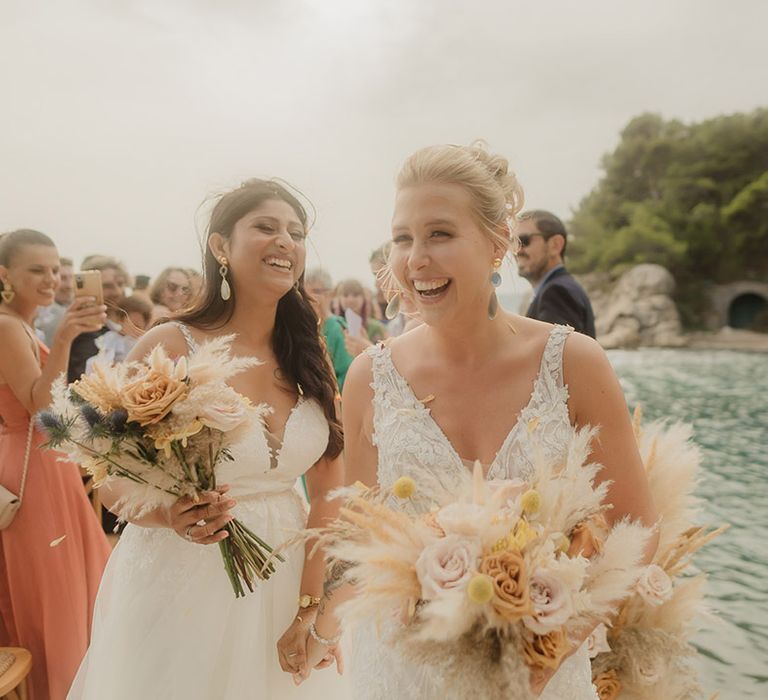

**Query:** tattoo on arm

left=323, top=560, right=354, bottom=600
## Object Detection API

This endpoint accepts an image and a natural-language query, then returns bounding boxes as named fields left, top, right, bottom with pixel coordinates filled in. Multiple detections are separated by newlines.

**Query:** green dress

left=323, top=315, right=354, bottom=391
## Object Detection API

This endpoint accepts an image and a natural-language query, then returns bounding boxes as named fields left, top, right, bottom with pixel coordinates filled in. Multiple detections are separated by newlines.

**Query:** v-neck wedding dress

left=347, top=325, right=598, bottom=700
left=69, top=323, right=350, bottom=699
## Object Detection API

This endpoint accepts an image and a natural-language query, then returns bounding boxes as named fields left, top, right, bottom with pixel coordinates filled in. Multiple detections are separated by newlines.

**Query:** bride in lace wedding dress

left=306, top=143, right=658, bottom=699
left=69, top=180, right=351, bottom=699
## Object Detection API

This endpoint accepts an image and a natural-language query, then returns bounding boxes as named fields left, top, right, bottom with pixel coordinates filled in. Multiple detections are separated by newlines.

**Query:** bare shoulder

left=562, top=331, right=614, bottom=384
left=562, top=331, right=625, bottom=424
left=126, top=322, right=189, bottom=362
left=0, top=314, right=30, bottom=339
left=342, top=350, right=375, bottom=403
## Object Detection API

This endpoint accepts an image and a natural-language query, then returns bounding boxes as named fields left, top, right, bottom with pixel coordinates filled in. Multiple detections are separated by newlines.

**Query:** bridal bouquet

left=319, top=428, right=653, bottom=698
left=38, top=336, right=283, bottom=598
left=587, top=410, right=727, bottom=700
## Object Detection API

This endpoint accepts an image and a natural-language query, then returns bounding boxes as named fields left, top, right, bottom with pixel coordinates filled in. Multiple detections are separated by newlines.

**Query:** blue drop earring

left=488, top=258, right=502, bottom=320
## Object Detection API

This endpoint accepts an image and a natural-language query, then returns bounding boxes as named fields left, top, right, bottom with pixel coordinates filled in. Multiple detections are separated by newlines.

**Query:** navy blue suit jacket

left=526, top=267, right=596, bottom=338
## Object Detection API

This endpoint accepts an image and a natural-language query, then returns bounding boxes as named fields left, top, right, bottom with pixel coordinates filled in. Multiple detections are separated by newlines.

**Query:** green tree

left=569, top=108, right=768, bottom=326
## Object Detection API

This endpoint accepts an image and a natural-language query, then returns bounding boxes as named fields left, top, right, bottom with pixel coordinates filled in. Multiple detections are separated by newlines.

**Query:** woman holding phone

left=0, top=229, right=111, bottom=700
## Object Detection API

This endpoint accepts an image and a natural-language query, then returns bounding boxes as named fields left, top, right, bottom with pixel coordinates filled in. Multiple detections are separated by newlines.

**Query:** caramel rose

left=568, top=518, right=604, bottom=559
left=121, top=370, right=188, bottom=426
left=593, top=669, right=622, bottom=700
left=522, top=629, right=569, bottom=670
left=479, top=548, right=532, bottom=621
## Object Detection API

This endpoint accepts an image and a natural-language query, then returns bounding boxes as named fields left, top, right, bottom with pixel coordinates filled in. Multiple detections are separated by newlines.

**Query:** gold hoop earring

left=219, top=259, right=231, bottom=301
left=1, top=282, right=14, bottom=304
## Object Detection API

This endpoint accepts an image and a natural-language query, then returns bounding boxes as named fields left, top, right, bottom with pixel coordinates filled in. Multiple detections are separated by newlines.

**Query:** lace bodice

left=369, top=324, right=573, bottom=507
left=356, top=324, right=599, bottom=699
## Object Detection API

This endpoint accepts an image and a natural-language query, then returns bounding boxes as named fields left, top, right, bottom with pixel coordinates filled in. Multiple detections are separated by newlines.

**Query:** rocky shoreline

left=577, top=264, right=767, bottom=352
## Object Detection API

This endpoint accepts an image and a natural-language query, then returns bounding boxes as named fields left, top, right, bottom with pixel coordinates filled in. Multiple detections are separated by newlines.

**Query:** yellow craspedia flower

left=555, top=533, right=570, bottom=554
left=521, top=489, right=541, bottom=515
left=467, top=574, right=495, bottom=604
left=392, top=476, right=417, bottom=499
left=510, top=518, right=538, bottom=550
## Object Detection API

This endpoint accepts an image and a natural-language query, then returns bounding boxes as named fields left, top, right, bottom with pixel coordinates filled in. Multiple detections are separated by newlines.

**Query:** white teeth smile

left=413, top=278, right=450, bottom=292
left=265, top=257, right=292, bottom=270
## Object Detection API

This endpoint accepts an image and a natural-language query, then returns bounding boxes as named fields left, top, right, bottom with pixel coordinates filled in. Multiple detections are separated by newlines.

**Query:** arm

left=276, top=453, right=346, bottom=678
left=564, top=333, right=659, bottom=541
left=300, top=353, right=379, bottom=672
left=525, top=334, right=660, bottom=694
left=0, top=299, right=106, bottom=413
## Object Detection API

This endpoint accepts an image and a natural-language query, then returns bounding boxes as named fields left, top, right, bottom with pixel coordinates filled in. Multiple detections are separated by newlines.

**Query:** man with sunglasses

left=516, top=210, right=596, bottom=338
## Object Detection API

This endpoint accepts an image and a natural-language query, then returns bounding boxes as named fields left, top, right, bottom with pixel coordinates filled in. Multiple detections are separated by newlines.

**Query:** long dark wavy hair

left=174, top=179, right=343, bottom=460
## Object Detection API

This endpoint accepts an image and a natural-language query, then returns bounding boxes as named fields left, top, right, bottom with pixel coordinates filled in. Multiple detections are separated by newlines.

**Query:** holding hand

left=54, top=296, right=107, bottom=345
left=168, top=485, right=236, bottom=545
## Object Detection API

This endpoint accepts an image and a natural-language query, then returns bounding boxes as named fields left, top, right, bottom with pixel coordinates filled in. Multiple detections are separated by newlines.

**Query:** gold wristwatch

left=298, top=594, right=321, bottom=609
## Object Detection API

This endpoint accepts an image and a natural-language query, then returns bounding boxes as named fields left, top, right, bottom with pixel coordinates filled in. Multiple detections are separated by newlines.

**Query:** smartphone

left=74, top=270, right=104, bottom=306
left=345, top=308, right=363, bottom=338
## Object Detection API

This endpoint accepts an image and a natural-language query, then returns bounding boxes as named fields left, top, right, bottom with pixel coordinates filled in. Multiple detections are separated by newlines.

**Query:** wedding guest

left=84, top=295, right=152, bottom=373
left=305, top=267, right=353, bottom=391
left=185, top=268, right=203, bottom=303
left=516, top=210, right=596, bottom=338
left=335, top=278, right=386, bottom=357
left=67, top=256, right=129, bottom=382
left=35, top=256, right=74, bottom=345
left=148, top=267, right=192, bottom=321
left=0, top=230, right=111, bottom=700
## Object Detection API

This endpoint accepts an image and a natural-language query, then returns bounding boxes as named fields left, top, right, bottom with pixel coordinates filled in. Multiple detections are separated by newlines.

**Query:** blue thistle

left=106, top=409, right=129, bottom=434
left=80, top=404, right=104, bottom=428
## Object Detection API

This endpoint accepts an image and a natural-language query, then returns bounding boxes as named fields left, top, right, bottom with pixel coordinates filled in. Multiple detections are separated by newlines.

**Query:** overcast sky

left=1, top=0, right=766, bottom=297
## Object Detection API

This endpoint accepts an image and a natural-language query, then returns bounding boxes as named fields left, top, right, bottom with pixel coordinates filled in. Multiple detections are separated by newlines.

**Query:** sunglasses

left=517, top=233, right=548, bottom=248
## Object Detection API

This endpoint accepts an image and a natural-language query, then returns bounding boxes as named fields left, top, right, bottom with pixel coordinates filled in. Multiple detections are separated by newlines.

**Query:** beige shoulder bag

left=0, top=321, right=40, bottom=530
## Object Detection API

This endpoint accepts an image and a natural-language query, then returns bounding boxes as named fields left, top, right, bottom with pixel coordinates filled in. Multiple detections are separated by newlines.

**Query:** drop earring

left=488, top=258, right=502, bottom=320
left=219, top=259, right=231, bottom=301
left=385, top=292, right=401, bottom=320
left=1, top=282, right=14, bottom=304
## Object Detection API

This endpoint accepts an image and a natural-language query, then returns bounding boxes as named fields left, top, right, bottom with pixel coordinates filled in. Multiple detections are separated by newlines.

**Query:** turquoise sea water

left=608, top=349, right=767, bottom=698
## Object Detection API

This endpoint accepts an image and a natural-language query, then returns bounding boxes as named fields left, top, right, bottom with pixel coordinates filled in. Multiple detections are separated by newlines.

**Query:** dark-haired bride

left=69, top=180, right=350, bottom=699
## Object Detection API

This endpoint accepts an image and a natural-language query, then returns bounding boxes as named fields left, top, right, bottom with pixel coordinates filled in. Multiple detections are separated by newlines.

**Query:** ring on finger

left=184, top=525, right=195, bottom=541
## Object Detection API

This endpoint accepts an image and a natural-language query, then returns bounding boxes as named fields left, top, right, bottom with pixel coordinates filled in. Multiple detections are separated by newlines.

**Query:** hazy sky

left=1, top=0, right=766, bottom=297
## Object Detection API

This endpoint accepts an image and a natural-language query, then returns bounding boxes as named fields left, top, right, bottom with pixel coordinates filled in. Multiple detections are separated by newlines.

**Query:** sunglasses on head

left=517, top=233, right=549, bottom=248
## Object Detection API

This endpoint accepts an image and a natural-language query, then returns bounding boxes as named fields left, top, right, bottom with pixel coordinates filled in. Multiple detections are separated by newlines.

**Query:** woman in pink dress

left=0, top=229, right=111, bottom=700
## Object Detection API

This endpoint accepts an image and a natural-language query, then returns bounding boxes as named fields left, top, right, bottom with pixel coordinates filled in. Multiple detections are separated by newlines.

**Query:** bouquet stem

left=219, top=518, right=285, bottom=598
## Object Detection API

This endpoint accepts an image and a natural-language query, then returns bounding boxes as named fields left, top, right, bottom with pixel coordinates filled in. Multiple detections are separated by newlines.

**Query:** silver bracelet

left=309, top=621, right=340, bottom=647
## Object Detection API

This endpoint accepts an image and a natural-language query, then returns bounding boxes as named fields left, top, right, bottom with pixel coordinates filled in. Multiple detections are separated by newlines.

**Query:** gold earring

left=491, top=258, right=503, bottom=288
left=1, top=282, right=14, bottom=304
left=219, top=258, right=231, bottom=301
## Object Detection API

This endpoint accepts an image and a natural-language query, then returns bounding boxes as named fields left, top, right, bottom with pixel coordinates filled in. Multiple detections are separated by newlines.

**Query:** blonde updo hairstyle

left=381, top=141, right=525, bottom=298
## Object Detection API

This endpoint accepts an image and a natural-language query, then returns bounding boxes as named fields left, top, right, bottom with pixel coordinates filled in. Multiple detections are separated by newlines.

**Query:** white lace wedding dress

left=68, top=324, right=351, bottom=699
left=348, top=325, right=599, bottom=700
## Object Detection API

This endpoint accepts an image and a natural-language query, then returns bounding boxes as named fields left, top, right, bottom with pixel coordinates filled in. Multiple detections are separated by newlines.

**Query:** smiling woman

left=67, top=180, right=351, bottom=699
left=0, top=229, right=111, bottom=700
